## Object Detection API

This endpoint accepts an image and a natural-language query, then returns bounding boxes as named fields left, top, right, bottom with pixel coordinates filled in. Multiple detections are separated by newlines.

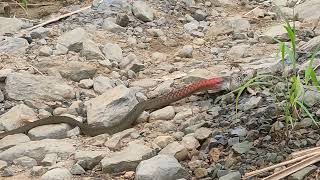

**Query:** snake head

left=207, top=77, right=225, bottom=90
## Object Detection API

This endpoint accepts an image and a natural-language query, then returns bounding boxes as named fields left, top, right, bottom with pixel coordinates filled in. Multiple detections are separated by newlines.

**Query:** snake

left=0, top=77, right=224, bottom=139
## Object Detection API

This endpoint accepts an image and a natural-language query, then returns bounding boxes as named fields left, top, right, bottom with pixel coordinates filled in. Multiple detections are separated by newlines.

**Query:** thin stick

left=26, top=62, right=45, bottom=76
left=243, top=6, right=260, bottom=17
left=291, top=146, right=320, bottom=158
left=262, top=154, right=320, bottom=180
left=7, top=2, right=55, bottom=7
left=244, top=152, right=320, bottom=178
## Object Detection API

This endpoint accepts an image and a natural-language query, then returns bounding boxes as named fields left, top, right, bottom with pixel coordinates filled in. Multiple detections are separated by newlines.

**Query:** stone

left=104, top=128, right=136, bottom=151
left=0, top=104, right=37, bottom=131
left=232, top=141, right=253, bottom=154
left=193, top=10, right=207, bottom=21
left=149, top=106, right=175, bottom=121
left=230, top=127, right=247, bottom=137
left=0, top=17, right=30, bottom=35
left=41, top=153, right=58, bottom=166
left=30, top=27, right=50, bottom=39
left=80, top=39, right=105, bottom=60
left=0, top=160, right=7, bottom=170
left=56, top=27, right=88, bottom=52
left=0, top=133, right=30, bottom=151
left=0, top=37, right=29, bottom=54
left=225, top=16, right=250, bottom=32
left=116, top=13, right=129, bottom=27
left=194, top=127, right=212, bottom=140
left=0, top=139, right=75, bottom=163
left=56, top=61, right=97, bottom=82
left=102, top=43, right=123, bottom=63
left=238, top=96, right=262, bottom=111
left=159, top=141, right=189, bottom=161
left=93, top=75, right=114, bottom=94
left=13, top=156, right=37, bottom=168
left=296, top=0, right=320, bottom=21
left=227, top=44, right=250, bottom=58
left=194, top=168, right=208, bottom=178
left=303, top=89, right=320, bottom=107
left=41, top=167, right=72, bottom=180
left=101, top=142, right=155, bottom=173
left=5, top=72, right=75, bottom=101
left=135, top=155, right=190, bottom=180
left=0, top=68, right=13, bottom=82
left=153, top=136, right=175, bottom=149
left=219, top=171, right=241, bottom=180
left=86, top=85, right=138, bottom=132
left=132, top=1, right=154, bottom=22
left=28, top=123, right=72, bottom=140
left=184, top=22, right=199, bottom=32
left=102, top=18, right=126, bottom=33
left=288, top=165, right=317, bottom=180
left=74, top=150, right=107, bottom=170
left=79, top=79, right=94, bottom=89
left=2, top=167, right=14, bottom=177
left=259, top=24, right=292, bottom=43
left=70, top=163, right=86, bottom=175
left=181, top=135, right=200, bottom=150
left=39, top=46, right=53, bottom=56
left=31, top=166, right=48, bottom=176
left=177, top=45, right=193, bottom=58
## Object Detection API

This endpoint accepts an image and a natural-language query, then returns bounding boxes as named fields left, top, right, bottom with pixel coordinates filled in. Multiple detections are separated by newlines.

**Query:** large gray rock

left=0, top=104, right=37, bottom=131
left=5, top=72, right=75, bottom=101
left=56, top=27, right=88, bottom=52
left=28, top=123, right=72, bottom=140
left=41, top=167, right=72, bottom=180
left=0, top=37, right=29, bottom=54
left=135, top=155, right=190, bottom=180
left=159, top=141, right=189, bottom=161
left=132, top=1, right=154, bottom=22
left=80, top=39, right=105, bottom=60
left=0, top=17, right=31, bottom=35
left=102, top=43, right=123, bottom=63
left=0, top=134, right=30, bottom=151
left=86, top=85, right=138, bottom=131
left=74, top=150, right=107, bottom=170
left=101, top=142, right=155, bottom=173
left=296, top=0, right=320, bottom=21
left=0, top=139, right=75, bottom=163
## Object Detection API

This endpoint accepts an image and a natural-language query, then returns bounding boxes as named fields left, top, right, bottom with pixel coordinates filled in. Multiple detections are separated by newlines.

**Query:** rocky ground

left=1, top=0, right=320, bottom=179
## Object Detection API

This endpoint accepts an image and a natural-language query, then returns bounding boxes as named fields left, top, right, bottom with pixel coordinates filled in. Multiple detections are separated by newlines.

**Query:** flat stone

left=101, top=142, right=155, bottom=173
left=41, top=167, right=72, bottom=180
left=0, top=37, right=29, bottom=54
left=0, top=139, right=75, bottom=163
left=159, top=141, right=189, bottom=161
left=232, top=141, right=253, bottom=154
left=149, top=106, right=175, bottom=121
left=56, top=27, right=88, bottom=52
left=135, top=155, right=190, bottom=180
left=132, top=1, right=154, bottom=22
left=28, top=123, right=72, bottom=140
left=288, top=165, right=317, bottom=180
left=0, top=133, right=30, bottom=151
left=104, top=128, right=136, bottom=151
left=13, top=156, right=37, bottom=168
left=74, top=150, right=107, bottom=170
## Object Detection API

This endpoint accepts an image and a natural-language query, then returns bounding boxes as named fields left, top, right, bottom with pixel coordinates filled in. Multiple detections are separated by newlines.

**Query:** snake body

left=0, top=77, right=224, bottom=139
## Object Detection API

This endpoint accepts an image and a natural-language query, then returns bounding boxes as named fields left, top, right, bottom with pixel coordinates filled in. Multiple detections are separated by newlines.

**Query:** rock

left=116, top=13, right=129, bottom=27
left=159, top=141, right=189, bottom=161
left=149, top=106, right=175, bottom=121
left=0, top=68, right=13, bottom=82
left=288, top=165, right=317, bottom=180
left=0, top=139, right=75, bottom=163
left=299, top=36, right=320, bottom=54
left=230, top=127, right=247, bottom=137
left=303, top=89, right=320, bottom=107
left=13, top=156, right=37, bottom=168
left=184, top=22, right=199, bottom=33
left=228, top=137, right=240, bottom=146
left=30, top=27, right=50, bottom=39
left=194, top=168, right=208, bottom=178
left=193, top=10, right=207, bottom=21
left=93, top=75, right=114, bottom=94
left=0, top=104, right=37, bottom=131
left=28, top=123, right=72, bottom=140
left=296, top=0, right=320, bottom=21
left=208, top=106, right=221, bottom=118
left=225, top=16, right=250, bottom=32
left=102, top=43, right=123, bottom=63
left=219, top=171, right=241, bottom=180
left=0, top=37, right=29, bottom=54
left=79, top=79, right=94, bottom=89
left=153, top=136, right=175, bottom=149
left=56, top=61, right=97, bottom=82
left=101, top=142, right=155, bottom=173
left=74, top=150, right=107, bottom=170
left=104, top=128, right=136, bottom=151
left=56, top=27, right=88, bottom=52
left=135, top=155, right=190, bottom=180
left=80, top=39, right=105, bottom=60
left=194, top=127, right=212, bottom=140
left=177, top=45, right=193, bottom=58
left=31, top=166, right=47, bottom=176
left=70, top=163, right=86, bottom=175
left=131, top=78, right=158, bottom=88
left=2, top=167, right=14, bottom=177
left=158, top=121, right=177, bottom=133
left=5, top=72, right=75, bottom=101
left=147, top=28, right=165, bottom=37
left=86, top=85, right=138, bottom=132
left=188, top=160, right=203, bottom=170
left=238, top=96, right=262, bottom=111
left=102, top=18, right=126, bottom=33
left=259, top=24, right=292, bottom=43
left=0, top=17, right=31, bottom=35
left=0, top=134, right=30, bottom=151
left=181, top=135, right=200, bottom=150
left=227, top=44, right=250, bottom=58
left=0, top=160, right=7, bottom=170
left=132, top=1, right=154, bottom=22
left=39, top=46, right=53, bottom=56
left=41, top=153, right=58, bottom=166
left=41, top=167, right=72, bottom=180
left=232, top=141, right=253, bottom=154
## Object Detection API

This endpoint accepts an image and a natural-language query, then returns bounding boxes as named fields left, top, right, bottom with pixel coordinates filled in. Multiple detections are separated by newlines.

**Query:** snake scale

left=0, top=77, right=224, bottom=139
